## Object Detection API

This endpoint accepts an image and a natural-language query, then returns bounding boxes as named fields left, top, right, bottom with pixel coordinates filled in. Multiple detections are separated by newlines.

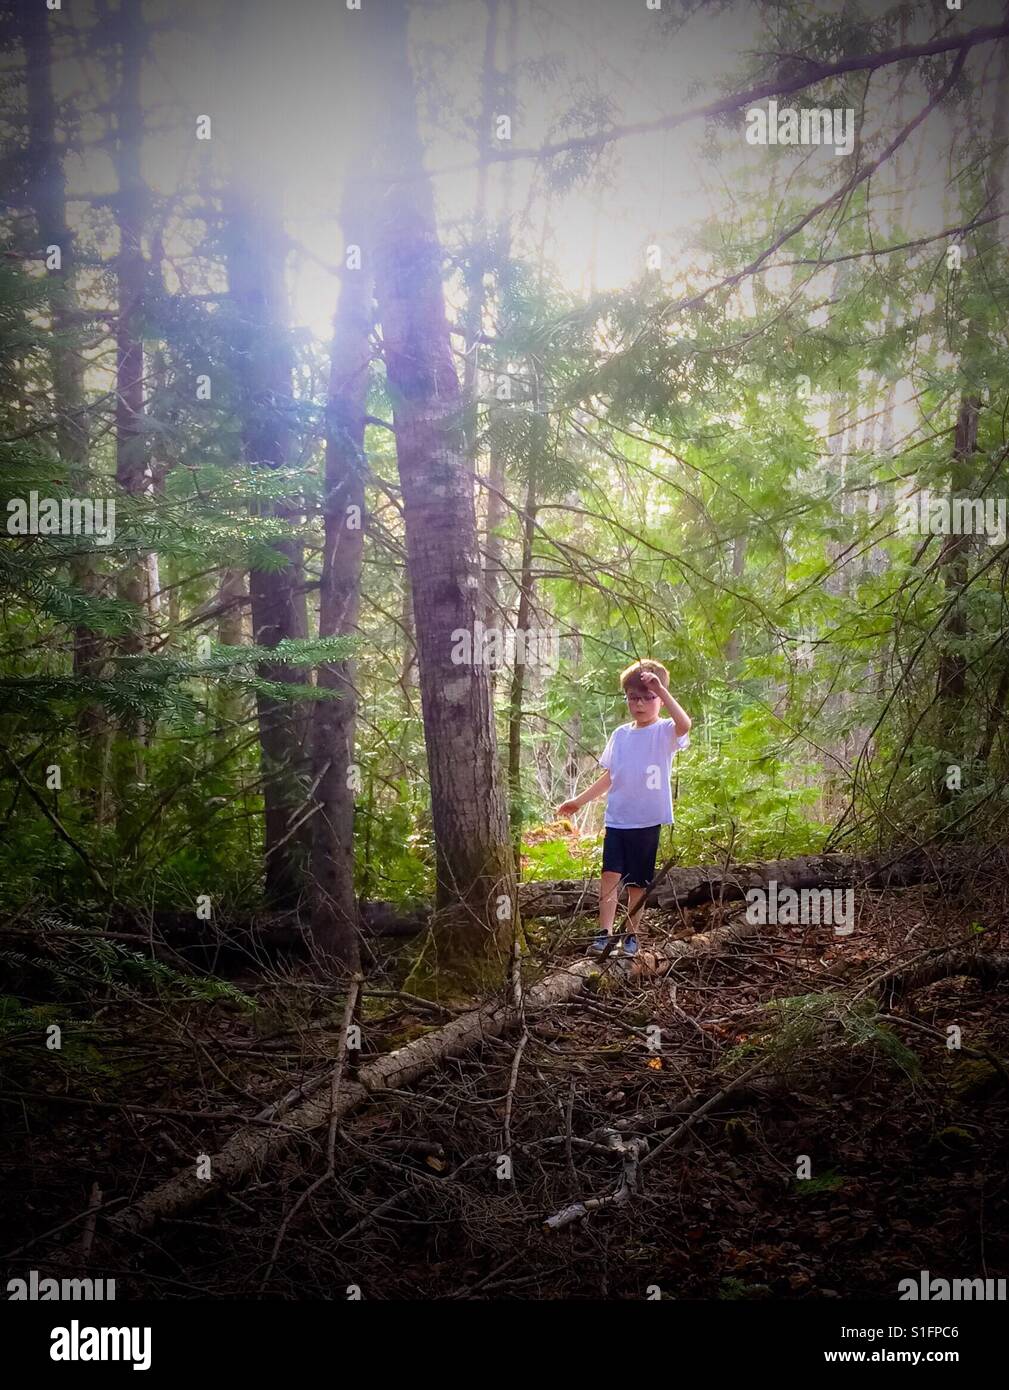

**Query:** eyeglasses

left=626, top=691, right=659, bottom=704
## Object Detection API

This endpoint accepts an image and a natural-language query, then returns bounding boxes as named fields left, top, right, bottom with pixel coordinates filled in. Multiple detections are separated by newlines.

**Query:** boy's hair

left=619, top=658, right=669, bottom=693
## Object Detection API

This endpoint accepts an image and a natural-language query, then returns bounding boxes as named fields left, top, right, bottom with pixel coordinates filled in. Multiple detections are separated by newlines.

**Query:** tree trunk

left=308, top=185, right=372, bottom=971
left=506, top=479, right=536, bottom=858
left=460, top=0, right=498, bottom=446
left=563, top=629, right=584, bottom=805
left=369, top=0, right=516, bottom=986
left=464, top=0, right=510, bottom=639
left=936, top=395, right=978, bottom=715
left=215, top=566, right=247, bottom=728
left=938, top=28, right=1009, bottom=796
left=18, top=0, right=107, bottom=802
left=723, top=533, right=747, bottom=674
left=144, top=343, right=170, bottom=628
left=224, top=190, right=311, bottom=909
left=977, top=663, right=1009, bottom=765
left=112, top=0, right=149, bottom=642
left=109, top=0, right=151, bottom=801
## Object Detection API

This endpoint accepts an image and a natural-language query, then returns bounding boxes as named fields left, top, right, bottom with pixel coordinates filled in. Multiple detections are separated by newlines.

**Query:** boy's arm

left=641, top=670, right=692, bottom=734
left=557, top=770, right=611, bottom=816
left=573, top=770, right=612, bottom=807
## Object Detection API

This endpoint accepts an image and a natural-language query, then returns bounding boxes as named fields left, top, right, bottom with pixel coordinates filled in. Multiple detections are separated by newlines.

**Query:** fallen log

left=882, top=949, right=1009, bottom=1001
left=111, top=917, right=758, bottom=1235
left=105, top=847, right=955, bottom=963
left=99, top=901, right=430, bottom=973
left=518, top=850, right=942, bottom=919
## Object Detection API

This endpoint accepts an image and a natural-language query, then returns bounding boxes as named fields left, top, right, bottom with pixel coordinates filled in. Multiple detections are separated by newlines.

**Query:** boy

left=557, top=660, right=691, bottom=957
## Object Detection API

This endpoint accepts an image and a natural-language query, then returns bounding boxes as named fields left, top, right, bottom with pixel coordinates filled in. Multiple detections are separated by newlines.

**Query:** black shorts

left=601, top=825, right=661, bottom=888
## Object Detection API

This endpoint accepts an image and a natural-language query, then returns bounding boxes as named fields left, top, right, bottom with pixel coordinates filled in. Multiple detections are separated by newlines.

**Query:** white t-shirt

left=598, top=719, right=690, bottom=829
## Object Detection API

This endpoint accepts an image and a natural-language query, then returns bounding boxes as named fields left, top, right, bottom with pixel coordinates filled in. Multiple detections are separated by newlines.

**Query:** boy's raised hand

left=639, top=669, right=667, bottom=692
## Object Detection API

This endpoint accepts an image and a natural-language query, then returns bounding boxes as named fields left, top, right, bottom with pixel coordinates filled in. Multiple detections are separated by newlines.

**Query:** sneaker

left=589, top=932, right=612, bottom=954
left=622, top=933, right=639, bottom=957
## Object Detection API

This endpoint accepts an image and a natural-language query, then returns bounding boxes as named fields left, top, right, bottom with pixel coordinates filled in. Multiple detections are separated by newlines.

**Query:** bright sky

left=141, top=0, right=768, bottom=338
left=45, top=0, right=1006, bottom=389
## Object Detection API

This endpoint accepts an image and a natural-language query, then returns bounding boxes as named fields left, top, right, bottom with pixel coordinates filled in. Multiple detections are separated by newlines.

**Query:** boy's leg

left=623, top=827, right=661, bottom=940
left=598, top=827, right=626, bottom=936
left=599, top=870, right=623, bottom=933
left=626, top=884, right=647, bottom=930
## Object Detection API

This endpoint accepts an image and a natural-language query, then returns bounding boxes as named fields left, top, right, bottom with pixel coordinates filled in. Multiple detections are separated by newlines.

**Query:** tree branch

left=414, top=23, right=1008, bottom=180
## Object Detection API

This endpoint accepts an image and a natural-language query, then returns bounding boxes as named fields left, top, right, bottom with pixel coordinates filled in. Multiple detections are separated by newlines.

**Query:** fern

left=5, top=914, right=256, bottom=1010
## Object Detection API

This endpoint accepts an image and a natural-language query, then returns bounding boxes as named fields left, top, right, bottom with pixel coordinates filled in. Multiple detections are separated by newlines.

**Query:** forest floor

left=1, top=872, right=1007, bottom=1300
